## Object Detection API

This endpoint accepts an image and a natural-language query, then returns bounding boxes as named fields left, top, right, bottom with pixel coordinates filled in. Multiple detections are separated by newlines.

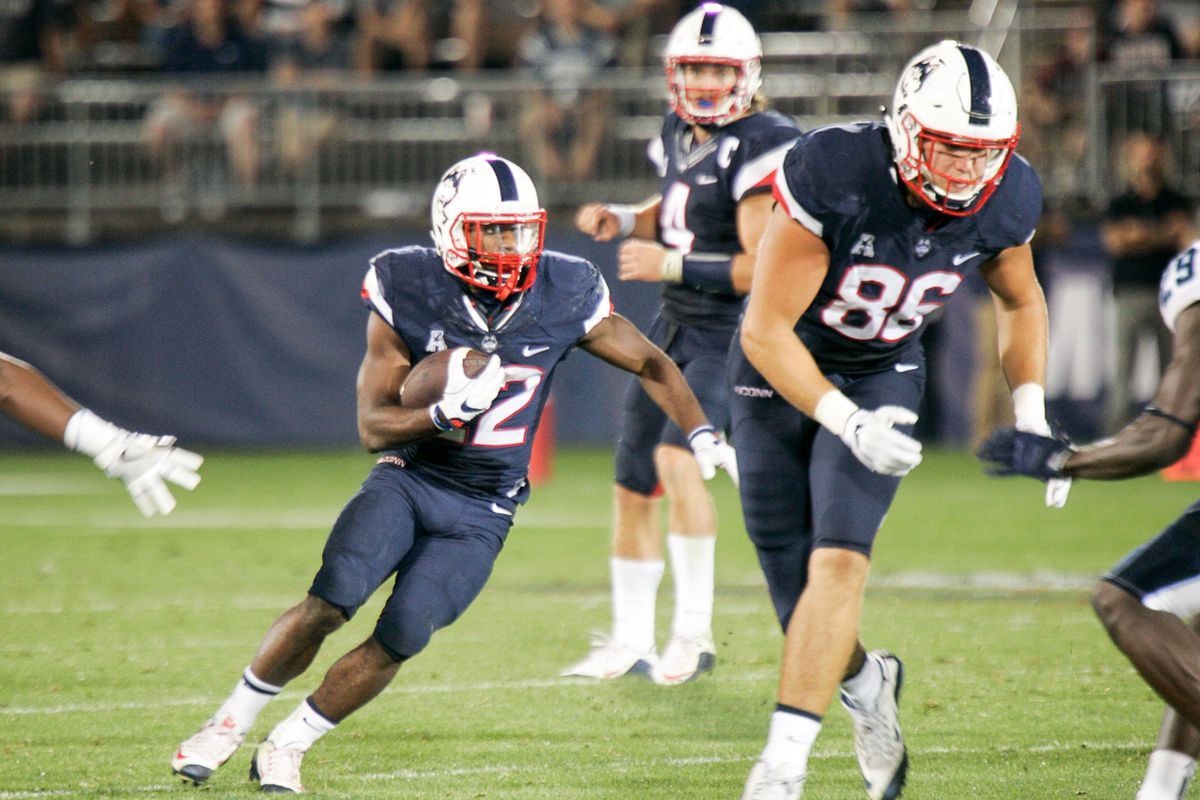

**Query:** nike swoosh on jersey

left=952, top=252, right=981, bottom=266
left=490, top=503, right=513, bottom=516
left=522, top=345, right=550, bottom=356
left=894, top=363, right=920, bottom=373
left=696, top=174, right=718, bottom=185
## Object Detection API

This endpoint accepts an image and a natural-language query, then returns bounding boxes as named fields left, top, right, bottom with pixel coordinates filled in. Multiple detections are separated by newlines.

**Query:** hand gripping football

left=400, top=347, right=492, bottom=408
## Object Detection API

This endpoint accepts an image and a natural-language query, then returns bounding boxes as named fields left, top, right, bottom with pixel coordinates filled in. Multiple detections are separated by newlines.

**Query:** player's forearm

left=635, top=355, right=709, bottom=435
left=356, top=404, right=442, bottom=451
left=740, top=320, right=832, bottom=417
left=0, top=354, right=79, bottom=442
left=1063, top=415, right=1193, bottom=480
left=994, top=298, right=1047, bottom=392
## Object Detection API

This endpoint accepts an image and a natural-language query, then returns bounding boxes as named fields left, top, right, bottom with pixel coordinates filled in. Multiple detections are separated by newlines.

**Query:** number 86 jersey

left=760, top=121, right=1043, bottom=377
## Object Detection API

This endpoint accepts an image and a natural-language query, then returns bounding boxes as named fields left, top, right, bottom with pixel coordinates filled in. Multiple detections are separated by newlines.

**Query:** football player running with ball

left=565, top=3, right=799, bottom=687
left=979, top=239, right=1200, bottom=800
left=734, top=42, right=1056, bottom=799
left=169, top=153, right=734, bottom=794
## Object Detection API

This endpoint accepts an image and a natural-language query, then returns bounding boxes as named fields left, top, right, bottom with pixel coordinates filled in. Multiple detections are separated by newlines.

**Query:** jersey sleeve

left=772, top=136, right=834, bottom=238
left=362, top=251, right=396, bottom=326
left=730, top=116, right=801, bottom=202
left=1160, top=241, right=1200, bottom=332
left=579, top=262, right=613, bottom=335
left=982, top=156, right=1044, bottom=250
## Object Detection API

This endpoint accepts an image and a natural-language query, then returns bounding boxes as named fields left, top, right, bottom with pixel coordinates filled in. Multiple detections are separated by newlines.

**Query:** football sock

left=761, top=704, right=822, bottom=773
left=841, top=651, right=884, bottom=710
left=611, top=556, right=664, bottom=653
left=215, top=667, right=282, bottom=734
left=268, top=698, right=337, bottom=751
left=1137, top=749, right=1197, bottom=800
left=667, top=533, right=715, bottom=640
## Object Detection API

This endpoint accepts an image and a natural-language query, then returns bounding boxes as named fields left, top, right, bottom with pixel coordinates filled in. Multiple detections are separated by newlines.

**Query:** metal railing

left=0, top=9, right=1195, bottom=243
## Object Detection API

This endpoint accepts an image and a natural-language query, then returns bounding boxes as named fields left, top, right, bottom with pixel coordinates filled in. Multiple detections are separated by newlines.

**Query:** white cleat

left=653, top=635, right=715, bottom=685
left=841, top=651, right=909, bottom=800
left=740, top=759, right=806, bottom=800
left=171, top=714, right=245, bottom=786
left=249, top=738, right=307, bottom=794
left=560, top=636, right=657, bottom=680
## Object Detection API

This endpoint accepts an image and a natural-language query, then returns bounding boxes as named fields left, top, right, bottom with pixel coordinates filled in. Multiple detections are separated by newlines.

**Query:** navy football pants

left=731, top=362, right=923, bottom=630
left=614, top=314, right=735, bottom=495
left=1103, top=499, right=1200, bottom=618
left=309, top=461, right=514, bottom=659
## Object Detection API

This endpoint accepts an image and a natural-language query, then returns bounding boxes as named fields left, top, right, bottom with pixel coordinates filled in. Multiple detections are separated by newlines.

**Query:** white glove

left=65, top=409, right=203, bottom=517
left=1013, top=383, right=1072, bottom=509
left=688, top=425, right=739, bottom=487
left=431, top=349, right=505, bottom=430
left=840, top=406, right=924, bottom=476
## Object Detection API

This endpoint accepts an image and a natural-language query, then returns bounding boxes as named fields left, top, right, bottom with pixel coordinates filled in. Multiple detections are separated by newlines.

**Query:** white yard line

left=0, top=740, right=1155, bottom=797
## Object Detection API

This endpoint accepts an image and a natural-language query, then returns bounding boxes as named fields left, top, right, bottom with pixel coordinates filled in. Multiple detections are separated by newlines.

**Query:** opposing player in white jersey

left=565, top=2, right=800, bottom=686
left=0, top=352, right=202, bottom=515
left=980, top=240, right=1200, bottom=800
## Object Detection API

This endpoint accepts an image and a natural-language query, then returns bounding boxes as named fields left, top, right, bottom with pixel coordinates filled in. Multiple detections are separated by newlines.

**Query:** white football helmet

left=430, top=153, right=546, bottom=301
left=884, top=40, right=1020, bottom=216
left=664, top=3, right=762, bottom=127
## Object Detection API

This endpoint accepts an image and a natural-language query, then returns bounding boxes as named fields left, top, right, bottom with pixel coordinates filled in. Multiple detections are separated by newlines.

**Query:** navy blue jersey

left=649, top=109, right=800, bottom=328
left=362, top=245, right=612, bottom=501
left=768, top=121, right=1042, bottom=376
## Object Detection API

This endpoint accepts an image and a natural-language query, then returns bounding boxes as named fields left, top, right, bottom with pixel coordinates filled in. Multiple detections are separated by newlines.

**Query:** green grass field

left=1, top=447, right=1196, bottom=799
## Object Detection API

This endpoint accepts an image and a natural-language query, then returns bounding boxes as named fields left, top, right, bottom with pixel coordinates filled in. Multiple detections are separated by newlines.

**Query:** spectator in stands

left=517, top=0, right=615, bottom=184
left=1101, top=131, right=1195, bottom=431
left=585, top=0, right=673, bottom=67
left=141, top=0, right=268, bottom=214
left=355, top=0, right=483, bottom=72
left=1100, top=0, right=1185, bottom=137
left=270, top=0, right=349, bottom=174
left=0, top=0, right=71, bottom=124
left=1023, top=21, right=1093, bottom=198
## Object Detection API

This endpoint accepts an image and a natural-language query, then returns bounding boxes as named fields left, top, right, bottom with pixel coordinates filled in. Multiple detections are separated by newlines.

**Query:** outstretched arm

left=0, top=351, right=80, bottom=440
left=1063, top=302, right=1200, bottom=479
left=577, top=313, right=708, bottom=436
left=0, top=351, right=202, bottom=516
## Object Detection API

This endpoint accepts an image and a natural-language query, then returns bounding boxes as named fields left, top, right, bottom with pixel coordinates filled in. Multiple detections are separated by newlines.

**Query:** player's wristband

left=687, top=424, right=717, bottom=445
left=607, top=205, right=637, bottom=238
left=661, top=251, right=684, bottom=283
left=1143, top=405, right=1199, bottom=435
left=812, top=390, right=859, bottom=437
left=681, top=254, right=736, bottom=293
left=1012, top=383, right=1046, bottom=431
left=63, top=409, right=123, bottom=457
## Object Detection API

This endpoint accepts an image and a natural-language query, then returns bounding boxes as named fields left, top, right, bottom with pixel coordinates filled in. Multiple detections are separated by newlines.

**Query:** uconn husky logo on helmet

left=430, top=153, right=547, bottom=301
left=885, top=40, right=1020, bottom=216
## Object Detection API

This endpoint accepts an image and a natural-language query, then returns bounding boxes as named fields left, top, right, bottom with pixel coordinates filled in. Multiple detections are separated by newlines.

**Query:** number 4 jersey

left=751, top=120, right=1042, bottom=378
left=362, top=245, right=612, bottom=502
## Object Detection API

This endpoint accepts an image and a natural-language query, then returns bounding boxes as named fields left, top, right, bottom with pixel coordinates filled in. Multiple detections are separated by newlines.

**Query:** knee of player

left=654, top=445, right=704, bottom=486
left=302, top=593, right=351, bottom=634
left=1091, top=580, right=1138, bottom=630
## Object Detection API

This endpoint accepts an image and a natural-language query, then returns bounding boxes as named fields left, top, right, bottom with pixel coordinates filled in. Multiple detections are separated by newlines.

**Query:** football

left=399, top=348, right=492, bottom=408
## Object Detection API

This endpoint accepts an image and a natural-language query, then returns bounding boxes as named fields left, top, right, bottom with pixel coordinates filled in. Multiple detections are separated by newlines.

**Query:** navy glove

left=977, top=428, right=1074, bottom=482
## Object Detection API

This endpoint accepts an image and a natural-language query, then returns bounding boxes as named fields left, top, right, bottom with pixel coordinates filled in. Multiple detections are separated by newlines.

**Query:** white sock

left=268, top=698, right=337, bottom=750
left=1137, top=749, right=1197, bottom=800
left=214, top=667, right=283, bottom=735
left=841, top=653, right=884, bottom=710
left=761, top=707, right=822, bottom=773
left=611, top=556, right=663, bottom=653
left=667, top=533, right=715, bottom=640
